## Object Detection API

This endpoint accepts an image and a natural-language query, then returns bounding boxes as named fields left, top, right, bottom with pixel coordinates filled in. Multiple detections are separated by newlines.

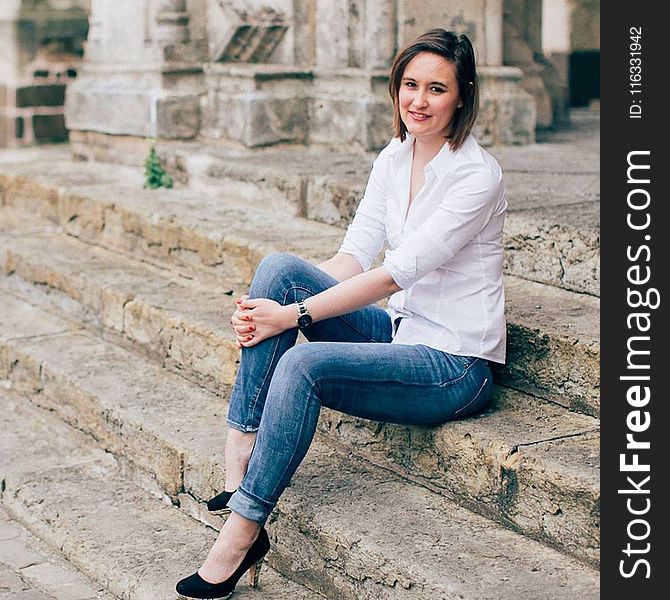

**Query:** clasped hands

left=230, top=295, right=297, bottom=348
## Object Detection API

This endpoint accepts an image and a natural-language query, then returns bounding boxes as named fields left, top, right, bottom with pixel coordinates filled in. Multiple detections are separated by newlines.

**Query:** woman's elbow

left=380, top=267, right=403, bottom=294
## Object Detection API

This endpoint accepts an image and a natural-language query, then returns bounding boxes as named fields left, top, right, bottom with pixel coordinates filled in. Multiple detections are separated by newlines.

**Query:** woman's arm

left=234, top=266, right=401, bottom=347
left=316, top=252, right=364, bottom=282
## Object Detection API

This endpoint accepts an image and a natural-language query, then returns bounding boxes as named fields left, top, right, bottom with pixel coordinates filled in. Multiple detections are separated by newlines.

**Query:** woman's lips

left=409, top=111, right=430, bottom=121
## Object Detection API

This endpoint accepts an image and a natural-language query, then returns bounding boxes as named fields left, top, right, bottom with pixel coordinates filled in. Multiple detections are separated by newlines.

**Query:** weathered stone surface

left=0, top=329, right=228, bottom=501
left=0, top=207, right=599, bottom=413
left=0, top=536, right=46, bottom=570
left=1, top=393, right=318, bottom=600
left=0, top=151, right=600, bottom=413
left=0, top=141, right=600, bottom=298
left=0, top=229, right=242, bottom=387
left=2, top=391, right=598, bottom=600
left=0, top=291, right=77, bottom=388
left=317, top=386, right=599, bottom=565
left=476, top=66, right=537, bottom=146
left=504, top=203, right=599, bottom=296
left=498, top=276, right=599, bottom=414
left=0, top=292, right=599, bottom=563
left=156, top=94, right=201, bottom=139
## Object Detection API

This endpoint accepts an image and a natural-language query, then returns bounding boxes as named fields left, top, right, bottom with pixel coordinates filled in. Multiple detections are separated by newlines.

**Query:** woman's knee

left=250, top=253, right=311, bottom=299
left=269, top=345, right=328, bottom=398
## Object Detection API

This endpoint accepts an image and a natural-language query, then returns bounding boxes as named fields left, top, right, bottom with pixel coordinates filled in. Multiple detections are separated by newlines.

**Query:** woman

left=176, top=28, right=507, bottom=599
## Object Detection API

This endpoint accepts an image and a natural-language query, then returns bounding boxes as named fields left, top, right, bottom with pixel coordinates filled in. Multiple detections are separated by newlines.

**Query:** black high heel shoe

left=206, top=490, right=236, bottom=515
left=176, top=526, right=270, bottom=599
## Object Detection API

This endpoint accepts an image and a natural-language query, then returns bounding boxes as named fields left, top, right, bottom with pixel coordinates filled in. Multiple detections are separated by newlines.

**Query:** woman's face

left=398, top=52, right=462, bottom=144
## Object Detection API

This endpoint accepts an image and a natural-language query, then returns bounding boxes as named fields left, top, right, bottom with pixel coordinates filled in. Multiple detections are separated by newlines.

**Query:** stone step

left=0, top=143, right=598, bottom=296
left=0, top=152, right=343, bottom=283
left=161, top=136, right=599, bottom=296
left=0, top=219, right=247, bottom=391
left=0, top=291, right=599, bottom=565
left=0, top=503, right=116, bottom=600
left=0, top=392, right=324, bottom=600
left=0, top=175, right=599, bottom=415
left=1, top=390, right=600, bottom=600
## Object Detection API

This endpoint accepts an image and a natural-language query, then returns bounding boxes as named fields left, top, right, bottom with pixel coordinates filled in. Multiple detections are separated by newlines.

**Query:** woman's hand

left=230, top=295, right=295, bottom=348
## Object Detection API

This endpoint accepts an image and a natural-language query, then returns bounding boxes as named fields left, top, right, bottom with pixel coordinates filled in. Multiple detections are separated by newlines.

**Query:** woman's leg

left=227, top=341, right=493, bottom=524
left=223, top=252, right=392, bottom=492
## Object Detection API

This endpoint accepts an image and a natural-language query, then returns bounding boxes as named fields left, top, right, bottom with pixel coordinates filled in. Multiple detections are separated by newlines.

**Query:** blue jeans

left=226, top=253, right=493, bottom=524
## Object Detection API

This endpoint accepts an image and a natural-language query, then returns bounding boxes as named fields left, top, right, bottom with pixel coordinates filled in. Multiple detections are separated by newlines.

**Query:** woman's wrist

left=283, top=303, right=299, bottom=330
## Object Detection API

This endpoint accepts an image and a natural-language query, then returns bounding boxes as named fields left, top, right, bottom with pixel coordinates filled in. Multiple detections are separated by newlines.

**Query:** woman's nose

left=412, top=89, right=428, bottom=108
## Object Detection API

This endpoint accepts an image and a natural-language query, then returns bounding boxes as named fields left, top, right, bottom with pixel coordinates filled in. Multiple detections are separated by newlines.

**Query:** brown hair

left=388, top=29, right=479, bottom=151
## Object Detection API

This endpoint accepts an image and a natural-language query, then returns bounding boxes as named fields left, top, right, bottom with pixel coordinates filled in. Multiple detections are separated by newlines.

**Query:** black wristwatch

left=296, top=300, right=313, bottom=330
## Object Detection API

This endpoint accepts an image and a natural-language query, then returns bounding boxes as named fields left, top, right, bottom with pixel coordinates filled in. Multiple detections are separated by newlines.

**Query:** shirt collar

left=389, top=133, right=464, bottom=181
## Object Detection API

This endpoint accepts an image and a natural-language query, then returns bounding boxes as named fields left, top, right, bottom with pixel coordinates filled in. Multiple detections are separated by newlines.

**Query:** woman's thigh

left=276, top=341, right=493, bottom=425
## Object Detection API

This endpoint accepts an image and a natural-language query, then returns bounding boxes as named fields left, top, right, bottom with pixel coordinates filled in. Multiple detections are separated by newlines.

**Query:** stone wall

left=64, top=0, right=538, bottom=156
left=0, top=0, right=89, bottom=146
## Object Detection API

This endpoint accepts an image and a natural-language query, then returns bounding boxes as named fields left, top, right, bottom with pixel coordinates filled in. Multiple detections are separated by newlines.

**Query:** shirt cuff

left=383, top=248, right=417, bottom=290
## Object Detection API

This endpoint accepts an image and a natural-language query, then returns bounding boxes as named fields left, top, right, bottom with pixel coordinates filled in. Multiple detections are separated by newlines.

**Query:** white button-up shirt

left=339, top=133, right=508, bottom=363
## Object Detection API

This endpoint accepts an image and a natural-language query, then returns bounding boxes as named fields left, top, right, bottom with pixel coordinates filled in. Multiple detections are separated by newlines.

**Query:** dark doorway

left=569, top=50, right=600, bottom=106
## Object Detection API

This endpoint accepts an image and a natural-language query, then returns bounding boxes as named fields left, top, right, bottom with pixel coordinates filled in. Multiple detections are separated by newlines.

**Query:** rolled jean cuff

left=227, top=486, right=275, bottom=525
left=226, top=418, right=260, bottom=433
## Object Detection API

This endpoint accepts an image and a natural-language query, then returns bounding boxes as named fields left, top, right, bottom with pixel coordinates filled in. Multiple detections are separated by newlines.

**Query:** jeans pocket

left=453, top=354, right=478, bottom=369
left=453, top=376, right=492, bottom=418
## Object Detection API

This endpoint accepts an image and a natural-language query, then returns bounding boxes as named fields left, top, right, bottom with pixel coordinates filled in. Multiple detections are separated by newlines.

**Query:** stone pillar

left=201, top=0, right=398, bottom=151
left=65, top=0, right=206, bottom=162
left=567, top=0, right=599, bottom=107
left=541, top=0, right=571, bottom=124
left=504, top=0, right=568, bottom=129
left=0, top=0, right=89, bottom=147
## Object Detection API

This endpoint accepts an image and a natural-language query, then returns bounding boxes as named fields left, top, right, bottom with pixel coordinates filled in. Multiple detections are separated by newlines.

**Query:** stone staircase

left=0, top=111, right=600, bottom=599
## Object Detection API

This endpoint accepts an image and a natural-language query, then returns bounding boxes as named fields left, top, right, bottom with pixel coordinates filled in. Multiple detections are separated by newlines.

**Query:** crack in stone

left=5, top=329, right=79, bottom=343
left=516, top=428, right=600, bottom=450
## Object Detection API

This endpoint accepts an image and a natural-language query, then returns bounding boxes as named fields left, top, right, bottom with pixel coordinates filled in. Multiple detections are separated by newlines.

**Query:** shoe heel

left=247, top=558, right=264, bottom=588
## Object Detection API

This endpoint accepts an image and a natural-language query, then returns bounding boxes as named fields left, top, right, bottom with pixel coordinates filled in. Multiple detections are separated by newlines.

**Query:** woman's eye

left=431, top=86, right=445, bottom=93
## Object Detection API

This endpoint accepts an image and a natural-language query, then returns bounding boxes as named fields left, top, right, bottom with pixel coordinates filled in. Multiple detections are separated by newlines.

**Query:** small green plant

left=144, top=145, right=173, bottom=189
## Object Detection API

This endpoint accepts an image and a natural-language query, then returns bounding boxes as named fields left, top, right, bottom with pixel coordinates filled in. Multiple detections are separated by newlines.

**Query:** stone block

left=16, top=84, right=67, bottom=108
left=362, top=98, right=394, bottom=151
left=305, top=175, right=363, bottom=227
left=65, top=81, right=155, bottom=138
left=216, top=93, right=309, bottom=147
left=156, top=95, right=201, bottom=140
left=0, top=536, right=46, bottom=570
left=32, top=114, right=67, bottom=142
left=207, top=1, right=288, bottom=63
left=309, top=97, right=365, bottom=148
left=477, top=67, right=536, bottom=145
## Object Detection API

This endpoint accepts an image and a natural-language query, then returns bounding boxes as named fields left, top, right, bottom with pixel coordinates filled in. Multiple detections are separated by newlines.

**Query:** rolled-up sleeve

left=338, top=155, right=388, bottom=271
left=383, top=165, right=505, bottom=289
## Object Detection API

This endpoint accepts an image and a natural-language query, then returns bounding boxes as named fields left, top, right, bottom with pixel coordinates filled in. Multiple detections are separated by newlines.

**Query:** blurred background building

left=0, top=0, right=600, bottom=152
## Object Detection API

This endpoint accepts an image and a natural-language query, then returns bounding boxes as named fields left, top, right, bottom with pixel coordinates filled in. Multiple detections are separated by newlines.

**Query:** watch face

left=297, top=314, right=313, bottom=329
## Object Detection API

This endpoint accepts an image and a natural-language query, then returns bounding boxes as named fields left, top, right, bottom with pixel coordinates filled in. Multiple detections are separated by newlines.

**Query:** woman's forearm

left=295, top=265, right=401, bottom=325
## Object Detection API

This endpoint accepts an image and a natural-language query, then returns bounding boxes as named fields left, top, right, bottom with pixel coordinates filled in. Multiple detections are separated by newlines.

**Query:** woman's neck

left=412, top=134, right=449, bottom=164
